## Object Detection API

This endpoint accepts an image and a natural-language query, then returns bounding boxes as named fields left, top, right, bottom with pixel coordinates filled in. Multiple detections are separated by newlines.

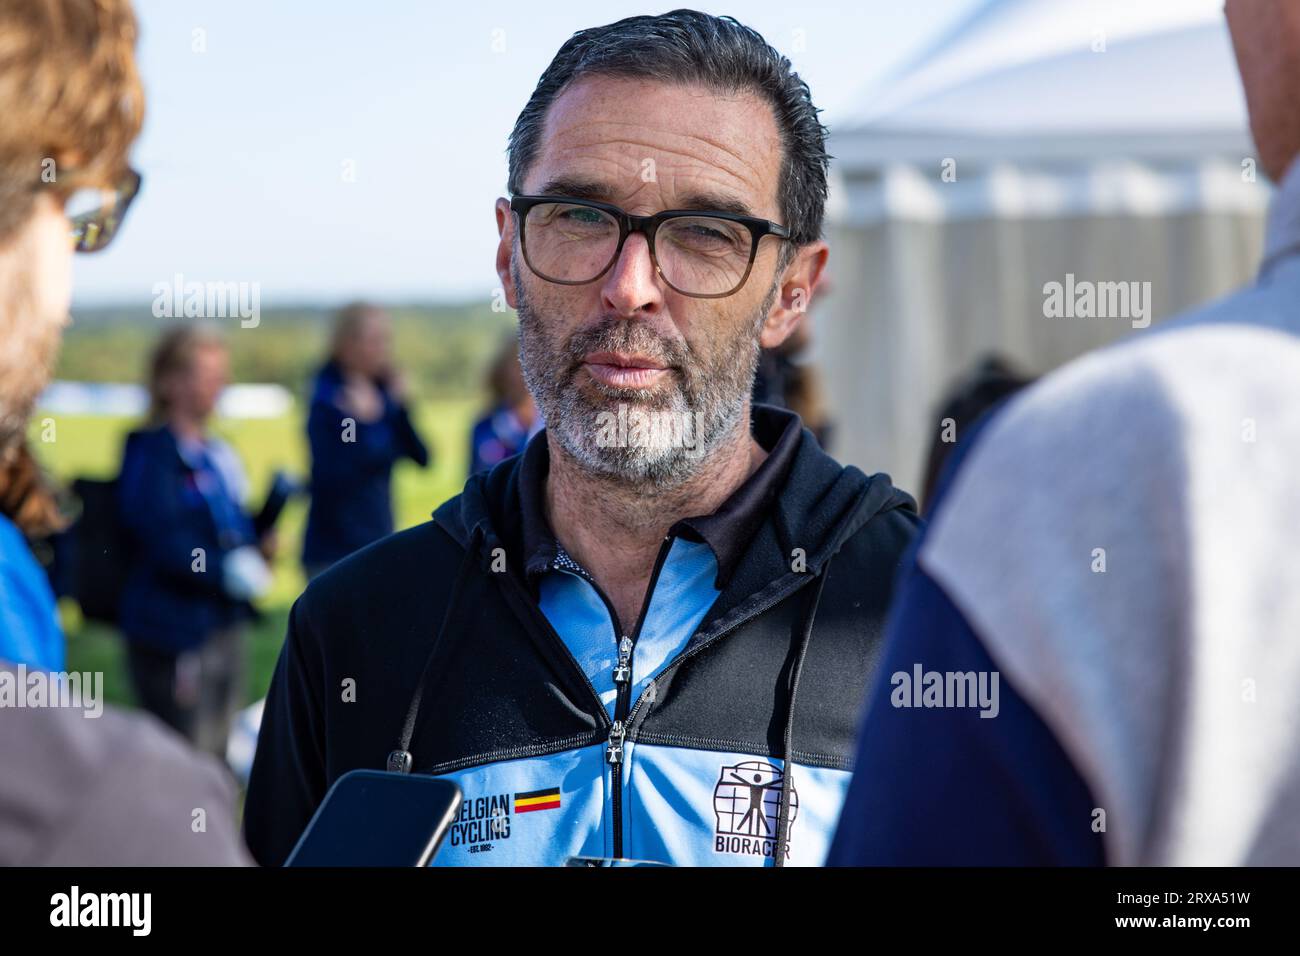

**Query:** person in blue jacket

left=118, top=324, right=275, bottom=761
left=468, top=335, right=539, bottom=476
left=301, top=303, right=430, bottom=578
left=0, top=458, right=64, bottom=673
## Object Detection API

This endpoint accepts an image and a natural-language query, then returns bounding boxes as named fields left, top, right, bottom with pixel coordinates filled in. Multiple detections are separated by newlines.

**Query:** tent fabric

left=817, top=0, right=1270, bottom=494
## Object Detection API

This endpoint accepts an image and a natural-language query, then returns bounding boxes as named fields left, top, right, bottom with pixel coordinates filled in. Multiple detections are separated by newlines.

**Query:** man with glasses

left=246, top=9, right=920, bottom=867
left=0, top=0, right=249, bottom=865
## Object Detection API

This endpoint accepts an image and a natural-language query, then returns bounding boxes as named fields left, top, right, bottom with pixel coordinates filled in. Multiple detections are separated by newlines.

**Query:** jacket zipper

left=605, top=535, right=674, bottom=859
left=621, top=568, right=820, bottom=739
left=492, top=530, right=821, bottom=860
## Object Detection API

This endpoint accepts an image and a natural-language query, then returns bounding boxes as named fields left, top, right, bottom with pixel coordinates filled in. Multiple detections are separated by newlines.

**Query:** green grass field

left=31, top=398, right=477, bottom=708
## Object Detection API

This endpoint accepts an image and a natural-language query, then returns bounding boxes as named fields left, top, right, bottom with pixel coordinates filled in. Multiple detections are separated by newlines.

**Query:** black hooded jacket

left=244, top=404, right=920, bottom=866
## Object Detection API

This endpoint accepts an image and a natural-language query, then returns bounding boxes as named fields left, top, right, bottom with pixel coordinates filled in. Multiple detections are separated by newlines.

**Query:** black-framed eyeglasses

left=509, top=195, right=790, bottom=299
left=59, top=167, right=142, bottom=254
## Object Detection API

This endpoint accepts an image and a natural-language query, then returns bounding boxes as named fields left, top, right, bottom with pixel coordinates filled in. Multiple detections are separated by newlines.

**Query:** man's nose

left=600, top=232, right=665, bottom=317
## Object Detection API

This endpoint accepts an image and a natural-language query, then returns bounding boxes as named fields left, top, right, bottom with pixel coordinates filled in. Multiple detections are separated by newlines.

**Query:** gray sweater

left=0, top=663, right=252, bottom=865
left=919, top=157, right=1300, bottom=864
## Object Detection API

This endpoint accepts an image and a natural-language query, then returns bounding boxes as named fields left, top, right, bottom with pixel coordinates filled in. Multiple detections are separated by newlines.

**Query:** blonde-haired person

left=116, top=323, right=275, bottom=761
left=0, top=0, right=249, bottom=865
left=301, top=302, right=429, bottom=578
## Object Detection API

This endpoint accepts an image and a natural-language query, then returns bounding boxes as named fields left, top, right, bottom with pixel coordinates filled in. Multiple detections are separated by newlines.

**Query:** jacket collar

left=434, top=403, right=917, bottom=607
left=511, top=403, right=802, bottom=591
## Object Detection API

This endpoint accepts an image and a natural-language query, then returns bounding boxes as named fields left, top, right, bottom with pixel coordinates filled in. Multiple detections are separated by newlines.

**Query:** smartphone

left=284, top=769, right=462, bottom=867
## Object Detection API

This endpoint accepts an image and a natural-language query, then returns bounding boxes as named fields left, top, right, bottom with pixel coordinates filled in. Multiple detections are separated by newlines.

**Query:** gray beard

left=514, top=261, right=772, bottom=489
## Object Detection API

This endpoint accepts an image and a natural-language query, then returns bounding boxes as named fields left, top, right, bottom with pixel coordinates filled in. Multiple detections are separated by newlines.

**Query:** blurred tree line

left=56, top=302, right=518, bottom=400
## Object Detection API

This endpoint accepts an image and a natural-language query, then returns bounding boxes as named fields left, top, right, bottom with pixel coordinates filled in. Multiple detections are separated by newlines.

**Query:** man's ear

left=495, top=197, right=520, bottom=310
left=760, top=240, right=827, bottom=349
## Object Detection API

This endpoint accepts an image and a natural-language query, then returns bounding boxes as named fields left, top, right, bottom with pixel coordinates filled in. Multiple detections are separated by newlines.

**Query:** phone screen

left=285, top=770, right=462, bottom=867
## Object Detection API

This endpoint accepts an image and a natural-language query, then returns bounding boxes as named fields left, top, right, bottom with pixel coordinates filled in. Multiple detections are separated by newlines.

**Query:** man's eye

left=558, top=207, right=607, bottom=225
left=688, top=225, right=731, bottom=242
left=675, top=221, right=743, bottom=249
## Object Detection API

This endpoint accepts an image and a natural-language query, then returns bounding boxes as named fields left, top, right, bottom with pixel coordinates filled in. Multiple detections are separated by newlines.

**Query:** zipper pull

left=613, top=635, right=632, bottom=686
left=606, top=720, right=626, bottom=765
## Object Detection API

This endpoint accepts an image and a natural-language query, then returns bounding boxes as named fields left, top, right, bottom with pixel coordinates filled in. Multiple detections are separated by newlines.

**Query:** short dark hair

left=507, top=9, right=830, bottom=252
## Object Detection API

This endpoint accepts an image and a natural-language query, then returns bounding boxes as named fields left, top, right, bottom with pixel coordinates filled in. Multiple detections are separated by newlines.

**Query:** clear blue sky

left=72, top=0, right=980, bottom=306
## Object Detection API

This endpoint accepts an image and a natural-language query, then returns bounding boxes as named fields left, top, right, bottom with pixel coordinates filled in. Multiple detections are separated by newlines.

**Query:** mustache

left=562, top=317, right=690, bottom=374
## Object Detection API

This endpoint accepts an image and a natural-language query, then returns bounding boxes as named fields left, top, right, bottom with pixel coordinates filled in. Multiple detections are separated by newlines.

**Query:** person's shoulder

left=1, top=700, right=251, bottom=865
left=0, top=515, right=60, bottom=664
left=307, top=361, right=346, bottom=408
left=791, top=425, right=920, bottom=530
left=89, top=703, right=240, bottom=801
left=470, top=408, right=499, bottom=441
left=1155, top=260, right=1298, bottom=340
left=0, top=512, right=31, bottom=570
left=121, top=422, right=173, bottom=457
left=779, top=425, right=922, bottom=577
left=976, top=318, right=1300, bottom=467
left=922, top=316, right=1300, bottom=593
left=834, top=470, right=923, bottom=574
left=296, top=518, right=465, bottom=623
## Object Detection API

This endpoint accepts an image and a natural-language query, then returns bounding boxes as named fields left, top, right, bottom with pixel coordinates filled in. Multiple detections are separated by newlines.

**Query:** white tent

left=818, top=0, right=1271, bottom=499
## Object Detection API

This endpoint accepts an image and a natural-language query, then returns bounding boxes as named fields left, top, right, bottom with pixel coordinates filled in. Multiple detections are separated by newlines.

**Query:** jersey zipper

left=607, top=547, right=815, bottom=858
left=620, top=567, right=821, bottom=743
left=605, top=535, right=674, bottom=859
left=504, top=534, right=818, bottom=861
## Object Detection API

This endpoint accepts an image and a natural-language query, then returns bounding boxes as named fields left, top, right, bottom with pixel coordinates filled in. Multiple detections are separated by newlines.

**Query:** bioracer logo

left=713, top=761, right=798, bottom=860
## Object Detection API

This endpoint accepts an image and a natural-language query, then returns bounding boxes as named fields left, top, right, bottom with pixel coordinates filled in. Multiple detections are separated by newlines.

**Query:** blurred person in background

left=301, top=302, right=430, bottom=578
left=468, top=334, right=540, bottom=475
left=0, top=0, right=248, bottom=865
left=751, top=319, right=832, bottom=449
left=917, top=354, right=1034, bottom=516
left=829, top=0, right=1300, bottom=866
left=117, top=323, right=274, bottom=761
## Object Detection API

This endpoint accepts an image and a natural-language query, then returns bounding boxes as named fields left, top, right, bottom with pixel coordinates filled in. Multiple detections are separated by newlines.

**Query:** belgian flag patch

left=514, top=787, right=561, bottom=814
